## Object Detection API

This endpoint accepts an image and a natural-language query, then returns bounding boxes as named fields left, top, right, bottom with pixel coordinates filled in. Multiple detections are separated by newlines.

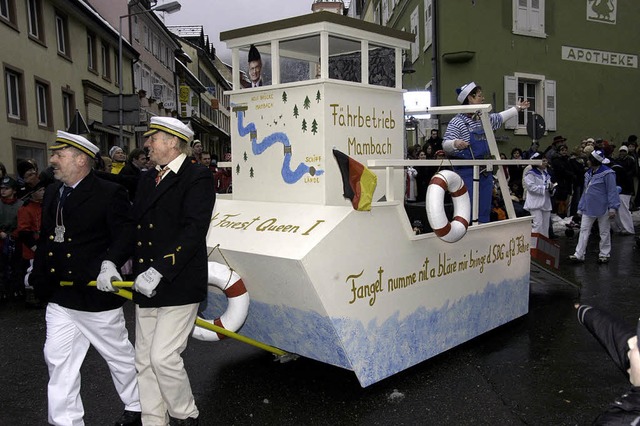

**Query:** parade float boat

left=199, top=12, right=534, bottom=387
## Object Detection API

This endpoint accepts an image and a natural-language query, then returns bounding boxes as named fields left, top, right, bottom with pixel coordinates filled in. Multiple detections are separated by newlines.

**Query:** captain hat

left=144, top=117, right=194, bottom=143
left=51, top=130, right=99, bottom=159
left=456, top=81, right=477, bottom=104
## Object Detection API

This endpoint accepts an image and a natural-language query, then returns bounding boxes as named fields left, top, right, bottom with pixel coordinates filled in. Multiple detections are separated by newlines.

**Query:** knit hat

left=109, top=146, right=124, bottom=159
left=51, top=130, right=99, bottom=159
left=620, top=145, right=629, bottom=152
left=456, top=82, right=476, bottom=104
left=144, top=117, right=194, bottom=143
left=0, top=176, right=18, bottom=189
left=191, top=139, right=202, bottom=148
left=17, top=160, right=36, bottom=178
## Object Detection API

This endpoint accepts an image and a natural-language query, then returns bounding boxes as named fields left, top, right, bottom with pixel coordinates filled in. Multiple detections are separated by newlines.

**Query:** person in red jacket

left=17, top=180, right=46, bottom=307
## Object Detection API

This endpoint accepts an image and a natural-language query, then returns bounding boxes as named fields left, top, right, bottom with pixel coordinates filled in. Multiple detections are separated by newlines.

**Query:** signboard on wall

left=586, top=0, right=617, bottom=24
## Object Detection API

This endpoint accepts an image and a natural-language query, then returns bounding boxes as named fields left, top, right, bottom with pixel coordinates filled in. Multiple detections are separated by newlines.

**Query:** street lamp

left=118, top=1, right=181, bottom=147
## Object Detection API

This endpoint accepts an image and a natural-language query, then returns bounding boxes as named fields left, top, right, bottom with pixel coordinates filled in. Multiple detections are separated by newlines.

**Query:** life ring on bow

left=192, top=261, right=250, bottom=342
left=425, top=170, right=470, bottom=243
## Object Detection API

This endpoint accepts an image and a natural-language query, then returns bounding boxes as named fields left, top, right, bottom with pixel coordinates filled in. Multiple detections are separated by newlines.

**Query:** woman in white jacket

left=523, top=153, right=556, bottom=237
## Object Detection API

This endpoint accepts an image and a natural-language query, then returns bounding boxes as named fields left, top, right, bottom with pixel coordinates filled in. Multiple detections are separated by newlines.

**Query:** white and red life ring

left=425, top=170, right=470, bottom=243
left=192, top=261, right=250, bottom=342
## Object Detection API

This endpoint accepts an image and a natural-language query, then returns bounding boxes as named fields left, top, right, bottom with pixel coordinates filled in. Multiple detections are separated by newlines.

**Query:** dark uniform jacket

left=131, top=157, right=215, bottom=308
left=31, top=172, right=134, bottom=311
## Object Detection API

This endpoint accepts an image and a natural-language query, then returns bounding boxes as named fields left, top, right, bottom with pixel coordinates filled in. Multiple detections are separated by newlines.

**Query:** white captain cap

left=51, top=130, right=99, bottom=159
left=144, top=116, right=194, bottom=143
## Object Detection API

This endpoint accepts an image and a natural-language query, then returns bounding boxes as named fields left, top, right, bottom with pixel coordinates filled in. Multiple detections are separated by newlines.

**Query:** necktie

left=59, top=185, right=73, bottom=207
left=155, top=166, right=169, bottom=186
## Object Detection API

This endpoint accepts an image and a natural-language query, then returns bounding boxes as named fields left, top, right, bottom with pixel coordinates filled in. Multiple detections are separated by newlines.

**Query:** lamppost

left=118, top=1, right=181, bottom=147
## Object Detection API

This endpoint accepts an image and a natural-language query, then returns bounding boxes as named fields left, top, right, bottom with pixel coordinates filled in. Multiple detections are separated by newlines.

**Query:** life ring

left=192, top=261, right=250, bottom=342
left=425, top=170, right=470, bottom=243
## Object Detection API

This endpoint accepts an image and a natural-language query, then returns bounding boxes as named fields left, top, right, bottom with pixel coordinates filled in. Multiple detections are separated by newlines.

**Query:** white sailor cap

left=51, top=130, right=99, bottom=159
left=456, top=81, right=477, bottom=104
left=591, top=149, right=610, bottom=164
left=144, top=117, right=194, bottom=143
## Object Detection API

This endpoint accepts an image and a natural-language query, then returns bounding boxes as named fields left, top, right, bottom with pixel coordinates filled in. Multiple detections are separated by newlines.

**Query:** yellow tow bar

left=60, top=281, right=287, bottom=357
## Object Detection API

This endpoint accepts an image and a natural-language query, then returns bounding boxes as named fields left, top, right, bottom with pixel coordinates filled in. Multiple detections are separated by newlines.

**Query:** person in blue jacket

left=569, top=149, right=620, bottom=263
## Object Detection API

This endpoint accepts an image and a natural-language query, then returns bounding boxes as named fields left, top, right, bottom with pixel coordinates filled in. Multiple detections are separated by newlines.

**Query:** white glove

left=97, top=260, right=121, bottom=292
left=133, top=267, right=162, bottom=298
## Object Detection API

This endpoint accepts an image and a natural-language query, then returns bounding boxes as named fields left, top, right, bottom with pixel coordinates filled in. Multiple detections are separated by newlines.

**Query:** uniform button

left=49, top=235, right=54, bottom=240
left=50, top=268, right=55, bottom=273
left=149, top=224, right=154, bottom=229
left=150, top=258, right=154, bottom=262
left=137, top=241, right=142, bottom=246
left=67, top=238, right=72, bottom=242
left=48, top=252, right=53, bottom=256
left=148, top=242, right=152, bottom=246
left=66, top=253, right=71, bottom=258
left=137, top=225, right=141, bottom=229
left=138, top=258, right=144, bottom=263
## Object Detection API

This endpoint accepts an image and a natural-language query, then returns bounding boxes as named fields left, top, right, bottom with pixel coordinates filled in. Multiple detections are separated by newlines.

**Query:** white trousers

left=44, top=303, right=140, bottom=426
left=529, top=209, right=550, bottom=237
left=135, top=304, right=199, bottom=425
left=573, top=213, right=612, bottom=260
left=613, top=194, right=635, bottom=234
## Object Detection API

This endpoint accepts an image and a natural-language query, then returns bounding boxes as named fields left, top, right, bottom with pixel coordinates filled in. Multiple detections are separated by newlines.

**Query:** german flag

left=333, top=149, right=378, bottom=211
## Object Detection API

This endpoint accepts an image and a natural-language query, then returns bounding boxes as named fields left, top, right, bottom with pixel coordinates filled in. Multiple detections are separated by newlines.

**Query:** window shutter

left=424, top=0, right=433, bottom=51
left=410, top=7, right=420, bottom=61
left=544, top=79, right=556, bottom=131
left=504, top=75, right=517, bottom=129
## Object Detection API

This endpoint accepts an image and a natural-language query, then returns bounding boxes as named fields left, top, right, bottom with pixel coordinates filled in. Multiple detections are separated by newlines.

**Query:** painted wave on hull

left=201, top=275, right=529, bottom=386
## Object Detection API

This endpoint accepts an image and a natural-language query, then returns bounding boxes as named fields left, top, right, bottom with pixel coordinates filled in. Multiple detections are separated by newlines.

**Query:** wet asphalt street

left=1, top=223, right=639, bottom=425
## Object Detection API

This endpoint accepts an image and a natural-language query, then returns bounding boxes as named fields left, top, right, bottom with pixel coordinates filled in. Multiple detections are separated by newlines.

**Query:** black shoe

left=170, top=417, right=199, bottom=426
left=115, top=410, right=141, bottom=426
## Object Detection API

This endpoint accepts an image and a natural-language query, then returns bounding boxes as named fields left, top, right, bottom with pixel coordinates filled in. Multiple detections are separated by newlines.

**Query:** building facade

left=168, top=25, right=231, bottom=159
left=1, top=0, right=137, bottom=174
left=362, top=0, right=640, bottom=152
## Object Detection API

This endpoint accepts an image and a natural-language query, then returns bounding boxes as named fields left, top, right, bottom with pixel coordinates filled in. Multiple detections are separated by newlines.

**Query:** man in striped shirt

left=443, top=82, right=530, bottom=223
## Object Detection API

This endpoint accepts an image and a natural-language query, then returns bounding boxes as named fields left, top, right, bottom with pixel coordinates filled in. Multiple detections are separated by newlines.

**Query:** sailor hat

left=51, top=130, right=99, bottom=159
left=591, top=149, right=610, bottom=165
left=456, top=82, right=477, bottom=104
left=144, top=117, right=194, bottom=143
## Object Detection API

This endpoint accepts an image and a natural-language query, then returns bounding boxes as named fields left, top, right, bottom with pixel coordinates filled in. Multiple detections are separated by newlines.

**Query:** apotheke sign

left=561, top=46, right=637, bottom=69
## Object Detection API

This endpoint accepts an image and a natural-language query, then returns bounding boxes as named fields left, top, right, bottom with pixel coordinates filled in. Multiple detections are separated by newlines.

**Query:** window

left=144, top=25, right=150, bottom=51
left=504, top=73, right=556, bottom=132
left=513, top=0, right=546, bottom=38
left=141, top=67, right=150, bottom=93
left=409, top=6, right=419, bottom=61
left=423, top=0, right=433, bottom=51
left=1, top=0, right=16, bottom=26
left=133, top=16, right=139, bottom=41
left=373, top=4, right=380, bottom=25
left=27, top=0, right=43, bottom=42
left=5, top=66, right=25, bottom=122
left=35, top=78, right=51, bottom=128
left=381, top=0, right=389, bottom=25
left=114, top=49, right=120, bottom=84
left=87, top=32, right=97, bottom=71
left=55, top=12, right=69, bottom=56
left=101, top=42, right=110, bottom=80
left=62, top=90, right=74, bottom=130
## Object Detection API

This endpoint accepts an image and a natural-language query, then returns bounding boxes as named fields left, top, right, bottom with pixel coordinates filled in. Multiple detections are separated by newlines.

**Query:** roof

left=220, top=10, right=414, bottom=44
